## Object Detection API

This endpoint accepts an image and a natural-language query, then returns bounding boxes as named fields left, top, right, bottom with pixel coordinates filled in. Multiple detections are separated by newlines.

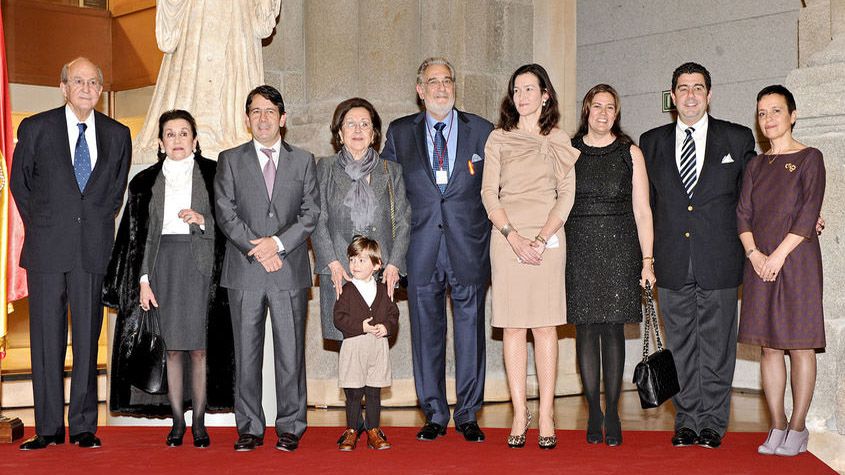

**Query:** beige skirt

left=338, top=333, right=392, bottom=388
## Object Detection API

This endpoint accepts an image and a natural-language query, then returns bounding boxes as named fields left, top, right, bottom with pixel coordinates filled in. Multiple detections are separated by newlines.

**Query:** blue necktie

left=679, top=127, right=697, bottom=198
left=74, top=123, right=92, bottom=192
left=432, top=122, right=448, bottom=193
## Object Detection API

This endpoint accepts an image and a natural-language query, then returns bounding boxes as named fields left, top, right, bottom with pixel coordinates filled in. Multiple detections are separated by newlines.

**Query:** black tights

left=166, top=350, right=207, bottom=436
left=344, top=386, right=382, bottom=431
left=576, top=323, right=625, bottom=435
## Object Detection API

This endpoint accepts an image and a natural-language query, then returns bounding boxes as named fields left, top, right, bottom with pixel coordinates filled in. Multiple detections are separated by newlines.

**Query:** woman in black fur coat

left=102, top=110, right=234, bottom=448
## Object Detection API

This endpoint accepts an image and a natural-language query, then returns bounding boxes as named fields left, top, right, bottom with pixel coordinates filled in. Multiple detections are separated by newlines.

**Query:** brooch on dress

left=785, top=163, right=797, bottom=173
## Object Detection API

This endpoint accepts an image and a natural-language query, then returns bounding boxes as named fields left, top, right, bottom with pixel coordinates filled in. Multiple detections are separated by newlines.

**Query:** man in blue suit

left=382, top=57, right=493, bottom=442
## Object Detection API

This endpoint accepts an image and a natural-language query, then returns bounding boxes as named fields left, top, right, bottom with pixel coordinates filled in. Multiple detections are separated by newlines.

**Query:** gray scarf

left=337, top=146, right=379, bottom=231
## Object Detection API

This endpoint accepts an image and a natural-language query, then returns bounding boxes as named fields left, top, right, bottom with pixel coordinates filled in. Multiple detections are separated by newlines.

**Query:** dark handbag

left=126, top=307, right=168, bottom=394
left=632, top=282, right=680, bottom=409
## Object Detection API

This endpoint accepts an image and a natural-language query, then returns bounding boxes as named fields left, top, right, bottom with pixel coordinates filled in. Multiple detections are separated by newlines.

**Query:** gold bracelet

left=642, top=256, right=655, bottom=264
left=500, top=223, right=515, bottom=238
left=535, top=235, right=547, bottom=245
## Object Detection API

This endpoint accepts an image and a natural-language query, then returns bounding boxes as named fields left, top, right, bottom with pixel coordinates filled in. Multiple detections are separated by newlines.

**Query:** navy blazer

left=381, top=110, right=493, bottom=285
left=639, top=116, right=756, bottom=290
left=11, top=106, right=131, bottom=274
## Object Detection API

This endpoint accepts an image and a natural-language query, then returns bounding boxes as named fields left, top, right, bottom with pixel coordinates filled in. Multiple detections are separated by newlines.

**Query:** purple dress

left=737, top=147, right=825, bottom=349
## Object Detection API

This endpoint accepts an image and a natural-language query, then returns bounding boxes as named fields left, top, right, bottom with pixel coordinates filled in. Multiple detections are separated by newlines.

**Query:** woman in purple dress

left=736, top=85, right=825, bottom=457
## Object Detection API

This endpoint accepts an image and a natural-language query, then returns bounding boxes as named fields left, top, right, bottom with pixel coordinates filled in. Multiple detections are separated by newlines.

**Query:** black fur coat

left=102, top=156, right=234, bottom=417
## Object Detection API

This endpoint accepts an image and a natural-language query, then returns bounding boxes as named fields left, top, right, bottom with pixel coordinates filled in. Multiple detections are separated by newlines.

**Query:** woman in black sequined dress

left=565, top=84, right=656, bottom=446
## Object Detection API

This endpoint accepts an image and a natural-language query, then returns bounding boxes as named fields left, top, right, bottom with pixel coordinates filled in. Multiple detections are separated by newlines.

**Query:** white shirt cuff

left=140, top=274, right=149, bottom=284
left=272, top=236, right=284, bottom=253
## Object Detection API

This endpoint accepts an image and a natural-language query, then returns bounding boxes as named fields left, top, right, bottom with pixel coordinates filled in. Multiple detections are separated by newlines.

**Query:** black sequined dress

left=565, top=137, right=642, bottom=325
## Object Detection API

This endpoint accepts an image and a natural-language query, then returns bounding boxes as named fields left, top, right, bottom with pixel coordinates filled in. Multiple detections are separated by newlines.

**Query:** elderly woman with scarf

left=103, top=110, right=234, bottom=448
left=313, top=97, right=410, bottom=347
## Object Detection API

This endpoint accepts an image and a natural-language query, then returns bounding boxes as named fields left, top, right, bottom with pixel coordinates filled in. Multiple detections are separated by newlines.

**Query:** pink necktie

left=261, top=148, right=276, bottom=197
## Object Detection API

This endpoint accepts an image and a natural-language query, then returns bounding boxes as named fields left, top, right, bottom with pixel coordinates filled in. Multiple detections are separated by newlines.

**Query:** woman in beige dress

left=481, top=63, right=579, bottom=450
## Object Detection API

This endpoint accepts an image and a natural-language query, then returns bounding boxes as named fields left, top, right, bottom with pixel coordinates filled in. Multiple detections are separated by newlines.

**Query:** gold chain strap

left=384, top=160, right=396, bottom=239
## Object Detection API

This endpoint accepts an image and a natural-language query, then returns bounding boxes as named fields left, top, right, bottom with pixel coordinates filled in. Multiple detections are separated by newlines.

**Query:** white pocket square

left=471, top=153, right=483, bottom=163
left=721, top=154, right=734, bottom=164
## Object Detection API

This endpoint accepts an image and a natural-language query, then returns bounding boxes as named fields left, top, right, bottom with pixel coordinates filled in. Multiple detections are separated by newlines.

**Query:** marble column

left=784, top=0, right=845, bottom=469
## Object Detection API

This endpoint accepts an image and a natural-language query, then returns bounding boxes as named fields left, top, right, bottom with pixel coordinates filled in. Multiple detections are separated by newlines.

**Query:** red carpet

left=0, top=427, right=835, bottom=474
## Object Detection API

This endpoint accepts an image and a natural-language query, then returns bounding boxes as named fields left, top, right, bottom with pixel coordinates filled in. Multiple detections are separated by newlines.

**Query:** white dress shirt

left=161, top=155, right=195, bottom=235
left=675, top=114, right=708, bottom=179
left=65, top=105, right=98, bottom=168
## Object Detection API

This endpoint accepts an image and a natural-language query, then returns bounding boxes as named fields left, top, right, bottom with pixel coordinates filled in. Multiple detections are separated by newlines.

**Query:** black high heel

left=192, top=427, right=210, bottom=448
left=604, top=413, right=622, bottom=447
left=586, top=413, right=604, bottom=444
left=507, top=409, right=532, bottom=448
left=166, top=426, right=185, bottom=447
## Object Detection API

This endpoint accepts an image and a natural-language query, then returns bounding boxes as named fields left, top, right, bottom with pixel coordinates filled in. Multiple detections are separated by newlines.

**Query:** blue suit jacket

left=381, top=110, right=493, bottom=286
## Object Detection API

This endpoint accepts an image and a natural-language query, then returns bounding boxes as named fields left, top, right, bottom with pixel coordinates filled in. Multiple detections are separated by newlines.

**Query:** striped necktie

left=432, top=122, right=448, bottom=193
left=679, top=127, right=697, bottom=198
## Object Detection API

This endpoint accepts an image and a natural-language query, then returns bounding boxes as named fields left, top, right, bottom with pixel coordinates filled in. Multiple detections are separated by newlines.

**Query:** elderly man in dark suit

left=214, top=85, right=320, bottom=453
left=381, top=57, right=494, bottom=442
left=639, top=62, right=756, bottom=449
left=11, top=57, right=131, bottom=450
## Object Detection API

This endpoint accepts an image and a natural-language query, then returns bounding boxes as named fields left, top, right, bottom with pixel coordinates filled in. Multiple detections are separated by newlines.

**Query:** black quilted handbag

left=127, top=307, right=168, bottom=394
left=632, top=282, right=680, bottom=409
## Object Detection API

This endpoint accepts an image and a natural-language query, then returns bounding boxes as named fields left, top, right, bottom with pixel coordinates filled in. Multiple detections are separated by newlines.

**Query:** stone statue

left=133, top=0, right=282, bottom=162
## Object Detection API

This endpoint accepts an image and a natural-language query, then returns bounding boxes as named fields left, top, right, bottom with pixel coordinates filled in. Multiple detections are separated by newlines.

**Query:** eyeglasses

left=343, top=120, right=372, bottom=130
left=67, top=77, right=102, bottom=89
left=424, top=77, right=454, bottom=89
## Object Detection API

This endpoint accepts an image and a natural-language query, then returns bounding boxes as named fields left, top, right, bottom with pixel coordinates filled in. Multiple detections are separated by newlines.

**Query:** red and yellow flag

left=1, top=6, right=27, bottom=359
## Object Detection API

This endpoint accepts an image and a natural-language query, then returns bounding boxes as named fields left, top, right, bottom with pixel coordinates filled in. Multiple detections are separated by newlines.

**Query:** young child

left=333, top=236, right=399, bottom=451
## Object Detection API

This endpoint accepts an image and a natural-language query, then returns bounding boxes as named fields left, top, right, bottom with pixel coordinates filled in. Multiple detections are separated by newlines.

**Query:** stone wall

left=259, top=0, right=578, bottom=407
left=576, top=0, right=802, bottom=390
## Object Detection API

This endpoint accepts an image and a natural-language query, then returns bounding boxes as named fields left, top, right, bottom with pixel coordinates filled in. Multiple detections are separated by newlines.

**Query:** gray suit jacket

left=214, top=140, right=320, bottom=290
left=140, top=160, right=215, bottom=279
left=311, top=155, right=410, bottom=275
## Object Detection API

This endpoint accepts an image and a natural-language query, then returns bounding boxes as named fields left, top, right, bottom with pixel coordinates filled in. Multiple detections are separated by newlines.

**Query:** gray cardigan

left=140, top=160, right=215, bottom=280
left=312, top=154, right=410, bottom=275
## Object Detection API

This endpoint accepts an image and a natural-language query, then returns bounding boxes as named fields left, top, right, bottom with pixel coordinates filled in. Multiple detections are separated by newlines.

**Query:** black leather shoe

left=70, top=432, right=101, bottom=448
left=192, top=428, right=210, bottom=448
left=672, top=427, right=699, bottom=447
left=416, top=422, right=446, bottom=441
left=698, top=428, right=722, bottom=449
left=20, top=434, right=64, bottom=451
left=456, top=421, right=485, bottom=442
left=275, top=432, right=299, bottom=452
left=234, top=434, right=264, bottom=451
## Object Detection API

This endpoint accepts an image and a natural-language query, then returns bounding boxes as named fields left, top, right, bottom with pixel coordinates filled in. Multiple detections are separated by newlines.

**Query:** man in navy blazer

left=639, top=63, right=756, bottom=449
left=11, top=57, right=131, bottom=450
left=381, top=57, right=493, bottom=442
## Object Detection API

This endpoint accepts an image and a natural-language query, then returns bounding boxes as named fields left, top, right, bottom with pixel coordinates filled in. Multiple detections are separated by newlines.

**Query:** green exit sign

left=662, top=90, right=675, bottom=112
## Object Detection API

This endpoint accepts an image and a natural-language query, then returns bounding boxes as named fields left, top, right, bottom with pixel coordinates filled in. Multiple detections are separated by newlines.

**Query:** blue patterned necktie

left=432, top=121, right=448, bottom=193
left=679, top=127, right=697, bottom=198
left=74, top=122, right=92, bottom=192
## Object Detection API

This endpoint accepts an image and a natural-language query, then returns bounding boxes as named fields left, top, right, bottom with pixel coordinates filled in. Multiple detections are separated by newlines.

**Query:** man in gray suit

left=215, top=85, right=320, bottom=452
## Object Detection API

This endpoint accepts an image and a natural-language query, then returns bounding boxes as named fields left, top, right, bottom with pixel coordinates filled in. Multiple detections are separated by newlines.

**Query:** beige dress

left=481, top=128, right=579, bottom=328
